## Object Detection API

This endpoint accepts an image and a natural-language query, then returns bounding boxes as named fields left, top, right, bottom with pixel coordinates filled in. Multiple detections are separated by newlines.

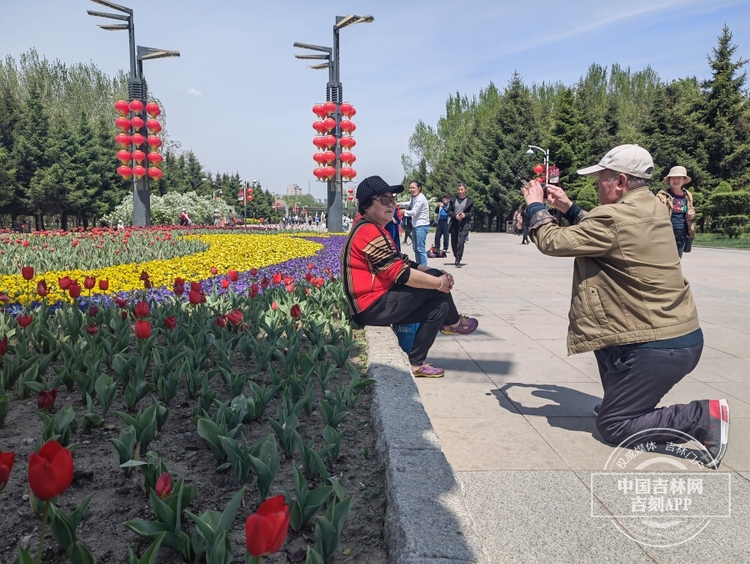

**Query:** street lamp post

left=88, top=0, right=179, bottom=226
left=525, top=145, right=550, bottom=185
left=213, top=189, right=222, bottom=200
left=294, top=14, right=373, bottom=233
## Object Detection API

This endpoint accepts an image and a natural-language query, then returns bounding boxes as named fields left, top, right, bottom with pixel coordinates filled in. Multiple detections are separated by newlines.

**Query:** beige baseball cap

left=663, top=166, right=691, bottom=184
left=577, top=144, right=654, bottom=179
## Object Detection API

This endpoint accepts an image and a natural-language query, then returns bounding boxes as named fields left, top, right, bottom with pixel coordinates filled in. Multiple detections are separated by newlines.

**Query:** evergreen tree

left=547, top=87, right=590, bottom=191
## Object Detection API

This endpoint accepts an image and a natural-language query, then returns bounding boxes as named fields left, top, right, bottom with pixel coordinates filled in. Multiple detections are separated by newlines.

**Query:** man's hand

left=522, top=180, right=545, bottom=205
left=456, top=212, right=465, bottom=220
left=546, top=185, right=573, bottom=213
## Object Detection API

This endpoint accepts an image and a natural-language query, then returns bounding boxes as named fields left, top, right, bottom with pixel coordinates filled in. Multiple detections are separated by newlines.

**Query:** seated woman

left=341, top=175, right=478, bottom=378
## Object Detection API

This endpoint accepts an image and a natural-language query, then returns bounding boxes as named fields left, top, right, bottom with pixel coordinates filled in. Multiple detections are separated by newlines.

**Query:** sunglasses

left=375, top=195, right=396, bottom=206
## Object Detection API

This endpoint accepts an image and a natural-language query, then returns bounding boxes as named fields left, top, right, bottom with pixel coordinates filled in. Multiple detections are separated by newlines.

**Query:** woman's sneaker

left=412, top=364, right=445, bottom=378
left=440, top=315, right=479, bottom=336
left=700, top=399, right=729, bottom=469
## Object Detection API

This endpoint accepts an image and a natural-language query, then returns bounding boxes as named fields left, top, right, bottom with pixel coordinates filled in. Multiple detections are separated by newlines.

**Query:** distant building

left=286, top=183, right=302, bottom=196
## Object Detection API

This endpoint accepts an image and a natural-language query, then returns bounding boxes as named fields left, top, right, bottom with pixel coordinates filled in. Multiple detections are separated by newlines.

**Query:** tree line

left=0, top=49, right=276, bottom=229
left=402, top=27, right=750, bottom=234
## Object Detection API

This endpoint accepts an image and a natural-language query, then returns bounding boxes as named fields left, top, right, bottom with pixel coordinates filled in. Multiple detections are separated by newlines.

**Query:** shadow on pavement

left=425, top=355, right=512, bottom=376
left=492, top=383, right=610, bottom=445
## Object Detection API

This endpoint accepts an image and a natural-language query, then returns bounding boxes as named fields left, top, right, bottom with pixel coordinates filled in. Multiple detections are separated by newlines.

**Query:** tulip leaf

left=128, top=532, right=165, bottom=564
left=304, top=547, right=325, bottom=564
left=12, top=544, right=34, bottom=564
left=65, top=542, right=96, bottom=564
left=217, top=487, right=246, bottom=536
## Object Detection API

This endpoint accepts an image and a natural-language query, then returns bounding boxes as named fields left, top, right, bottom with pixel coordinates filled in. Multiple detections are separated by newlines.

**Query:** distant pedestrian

left=657, top=166, right=696, bottom=258
left=385, top=206, right=402, bottom=252
left=400, top=181, right=430, bottom=265
left=520, top=207, right=529, bottom=244
left=179, top=209, right=190, bottom=226
left=214, top=209, right=222, bottom=227
left=448, top=183, right=474, bottom=267
left=434, top=194, right=451, bottom=255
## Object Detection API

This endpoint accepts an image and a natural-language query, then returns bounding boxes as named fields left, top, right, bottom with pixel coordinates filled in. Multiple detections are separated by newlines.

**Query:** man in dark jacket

left=448, top=183, right=474, bottom=268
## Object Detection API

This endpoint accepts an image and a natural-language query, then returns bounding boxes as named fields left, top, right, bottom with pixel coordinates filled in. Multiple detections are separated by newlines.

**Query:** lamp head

left=525, top=148, right=534, bottom=155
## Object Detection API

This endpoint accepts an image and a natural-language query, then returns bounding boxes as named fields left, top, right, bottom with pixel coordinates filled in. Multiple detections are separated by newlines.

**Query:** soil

left=0, top=332, right=387, bottom=564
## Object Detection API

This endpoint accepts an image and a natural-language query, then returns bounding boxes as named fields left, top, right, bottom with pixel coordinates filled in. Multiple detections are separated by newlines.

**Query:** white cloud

left=186, top=87, right=202, bottom=97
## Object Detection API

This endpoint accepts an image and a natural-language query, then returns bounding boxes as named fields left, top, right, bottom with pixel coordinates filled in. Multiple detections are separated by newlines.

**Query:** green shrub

left=101, top=192, right=237, bottom=226
left=714, top=181, right=733, bottom=194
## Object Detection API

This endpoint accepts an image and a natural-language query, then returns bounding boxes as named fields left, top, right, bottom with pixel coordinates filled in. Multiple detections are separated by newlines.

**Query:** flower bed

left=0, top=233, right=386, bottom=563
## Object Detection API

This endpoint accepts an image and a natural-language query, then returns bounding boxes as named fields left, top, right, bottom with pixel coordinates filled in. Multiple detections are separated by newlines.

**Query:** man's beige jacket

left=530, top=187, right=700, bottom=355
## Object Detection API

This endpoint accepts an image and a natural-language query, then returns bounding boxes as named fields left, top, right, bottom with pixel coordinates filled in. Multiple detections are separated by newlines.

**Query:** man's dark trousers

left=450, top=225, right=468, bottom=263
left=594, top=342, right=709, bottom=444
left=434, top=219, right=449, bottom=251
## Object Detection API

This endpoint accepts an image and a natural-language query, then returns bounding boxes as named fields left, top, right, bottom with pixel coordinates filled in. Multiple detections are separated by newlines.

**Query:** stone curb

left=365, top=326, right=487, bottom=564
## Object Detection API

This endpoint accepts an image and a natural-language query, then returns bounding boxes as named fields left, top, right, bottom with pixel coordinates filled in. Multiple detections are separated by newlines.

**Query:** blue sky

left=1, top=0, right=748, bottom=200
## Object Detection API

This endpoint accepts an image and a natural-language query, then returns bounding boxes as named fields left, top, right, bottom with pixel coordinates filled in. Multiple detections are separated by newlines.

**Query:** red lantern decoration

left=146, top=119, right=162, bottom=133
left=130, top=133, right=146, bottom=146
left=247, top=195, right=253, bottom=202
left=347, top=195, right=355, bottom=201
left=322, top=135, right=336, bottom=148
left=312, top=104, right=326, bottom=118
left=130, top=116, right=144, bottom=129
left=115, top=117, right=130, bottom=132
left=117, top=150, right=132, bottom=163
left=117, top=165, right=132, bottom=179
left=347, top=188, right=354, bottom=194
left=132, top=165, right=147, bottom=179
left=340, top=120, right=356, bottom=134
left=313, top=121, right=327, bottom=134
left=321, top=150, right=336, bottom=164
left=116, top=133, right=131, bottom=146
left=145, top=102, right=161, bottom=117
left=340, top=102, right=356, bottom=118
left=322, top=117, right=336, bottom=132
left=129, top=100, right=144, bottom=112
left=313, top=153, right=326, bottom=165
left=247, top=188, right=253, bottom=194
left=533, top=164, right=545, bottom=175
left=340, top=152, right=356, bottom=165
left=322, top=101, right=337, bottom=115
left=147, top=167, right=163, bottom=181
left=146, top=136, right=162, bottom=149
left=131, top=150, right=146, bottom=163
left=322, top=166, right=336, bottom=179
left=339, top=136, right=356, bottom=149
left=114, top=100, right=129, bottom=115
left=147, top=152, right=163, bottom=165
left=313, top=167, right=325, bottom=180
left=313, top=136, right=326, bottom=150
left=341, top=167, right=357, bottom=180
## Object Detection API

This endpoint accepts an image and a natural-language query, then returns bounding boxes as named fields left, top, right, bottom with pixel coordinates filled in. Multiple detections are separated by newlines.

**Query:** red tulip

left=134, top=301, right=150, bottom=318
left=271, top=301, right=278, bottom=311
left=21, top=266, right=34, bottom=280
left=305, top=272, right=313, bottom=282
left=174, top=277, right=186, bottom=286
left=28, top=440, right=74, bottom=501
left=121, top=311, right=128, bottom=320
left=244, top=495, right=290, bottom=557
left=114, top=298, right=127, bottom=309
left=290, top=304, right=301, bottom=319
left=98, top=279, right=109, bottom=291
left=249, top=283, right=260, bottom=298
left=210, top=267, right=218, bottom=275
left=88, top=307, right=99, bottom=317
left=0, top=335, right=7, bottom=356
left=190, top=282, right=202, bottom=292
left=216, top=315, right=227, bottom=328
left=37, top=280, right=48, bottom=297
left=37, top=389, right=57, bottom=410
left=173, top=283, right=184, bottom=296
left=283, top=276, right=294, bottom=287
left=140, top=270, right=150, bottom=281
left=0, top=451, right=15, bottom=492
left=307, top=263, right=314, bottom=271
left=17, top=314, right=33, bottom=328
left=221, top=279, right=230, bottom=289
left=189, top=290, right=203, bottom=305
left=227, top=270, right=239, bottom=282
left=226, top=309, right=243, bottom=326
left=23, top=240, right=29, bottom=248
left=260, top=277, right=270, bottom=290
left=250, top=268, right=258, bottom=277
left=58, top=276, right=72, bottom=290
left=84, top=276, right=96, bottom=290
left=144, top=279, right=153, bottom=289
left=71, top=239, right=79, bottom=247
left=163, top=315, right=177, bottom=330
left=155, top=472, right=172, bottom=499
left=285, top=283, right=295, bottom=293
left=272, top=273, right=282, bottom=285
left=69, top=284, right=82, bottom=299
left=134, top=320, right=152, bottom=339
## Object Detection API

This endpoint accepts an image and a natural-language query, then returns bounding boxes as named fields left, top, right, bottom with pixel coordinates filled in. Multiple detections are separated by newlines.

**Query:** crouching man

left=521, top=144, right=728, bottom=468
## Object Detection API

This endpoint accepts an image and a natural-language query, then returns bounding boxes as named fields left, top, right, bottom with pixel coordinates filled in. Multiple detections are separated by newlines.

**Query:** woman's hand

left=687, top=209, right=696, bottom=220
left=546, top=185, right=573, bottom=213
left=437, top=273, right=453, bottom=293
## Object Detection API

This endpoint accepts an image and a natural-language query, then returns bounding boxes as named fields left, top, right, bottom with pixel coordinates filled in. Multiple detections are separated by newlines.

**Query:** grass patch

left=693, top=233, right=750, bottom=250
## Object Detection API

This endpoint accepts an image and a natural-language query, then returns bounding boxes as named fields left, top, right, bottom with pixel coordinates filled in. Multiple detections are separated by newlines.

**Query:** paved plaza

left=409, top=232, right=750, bottom=563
